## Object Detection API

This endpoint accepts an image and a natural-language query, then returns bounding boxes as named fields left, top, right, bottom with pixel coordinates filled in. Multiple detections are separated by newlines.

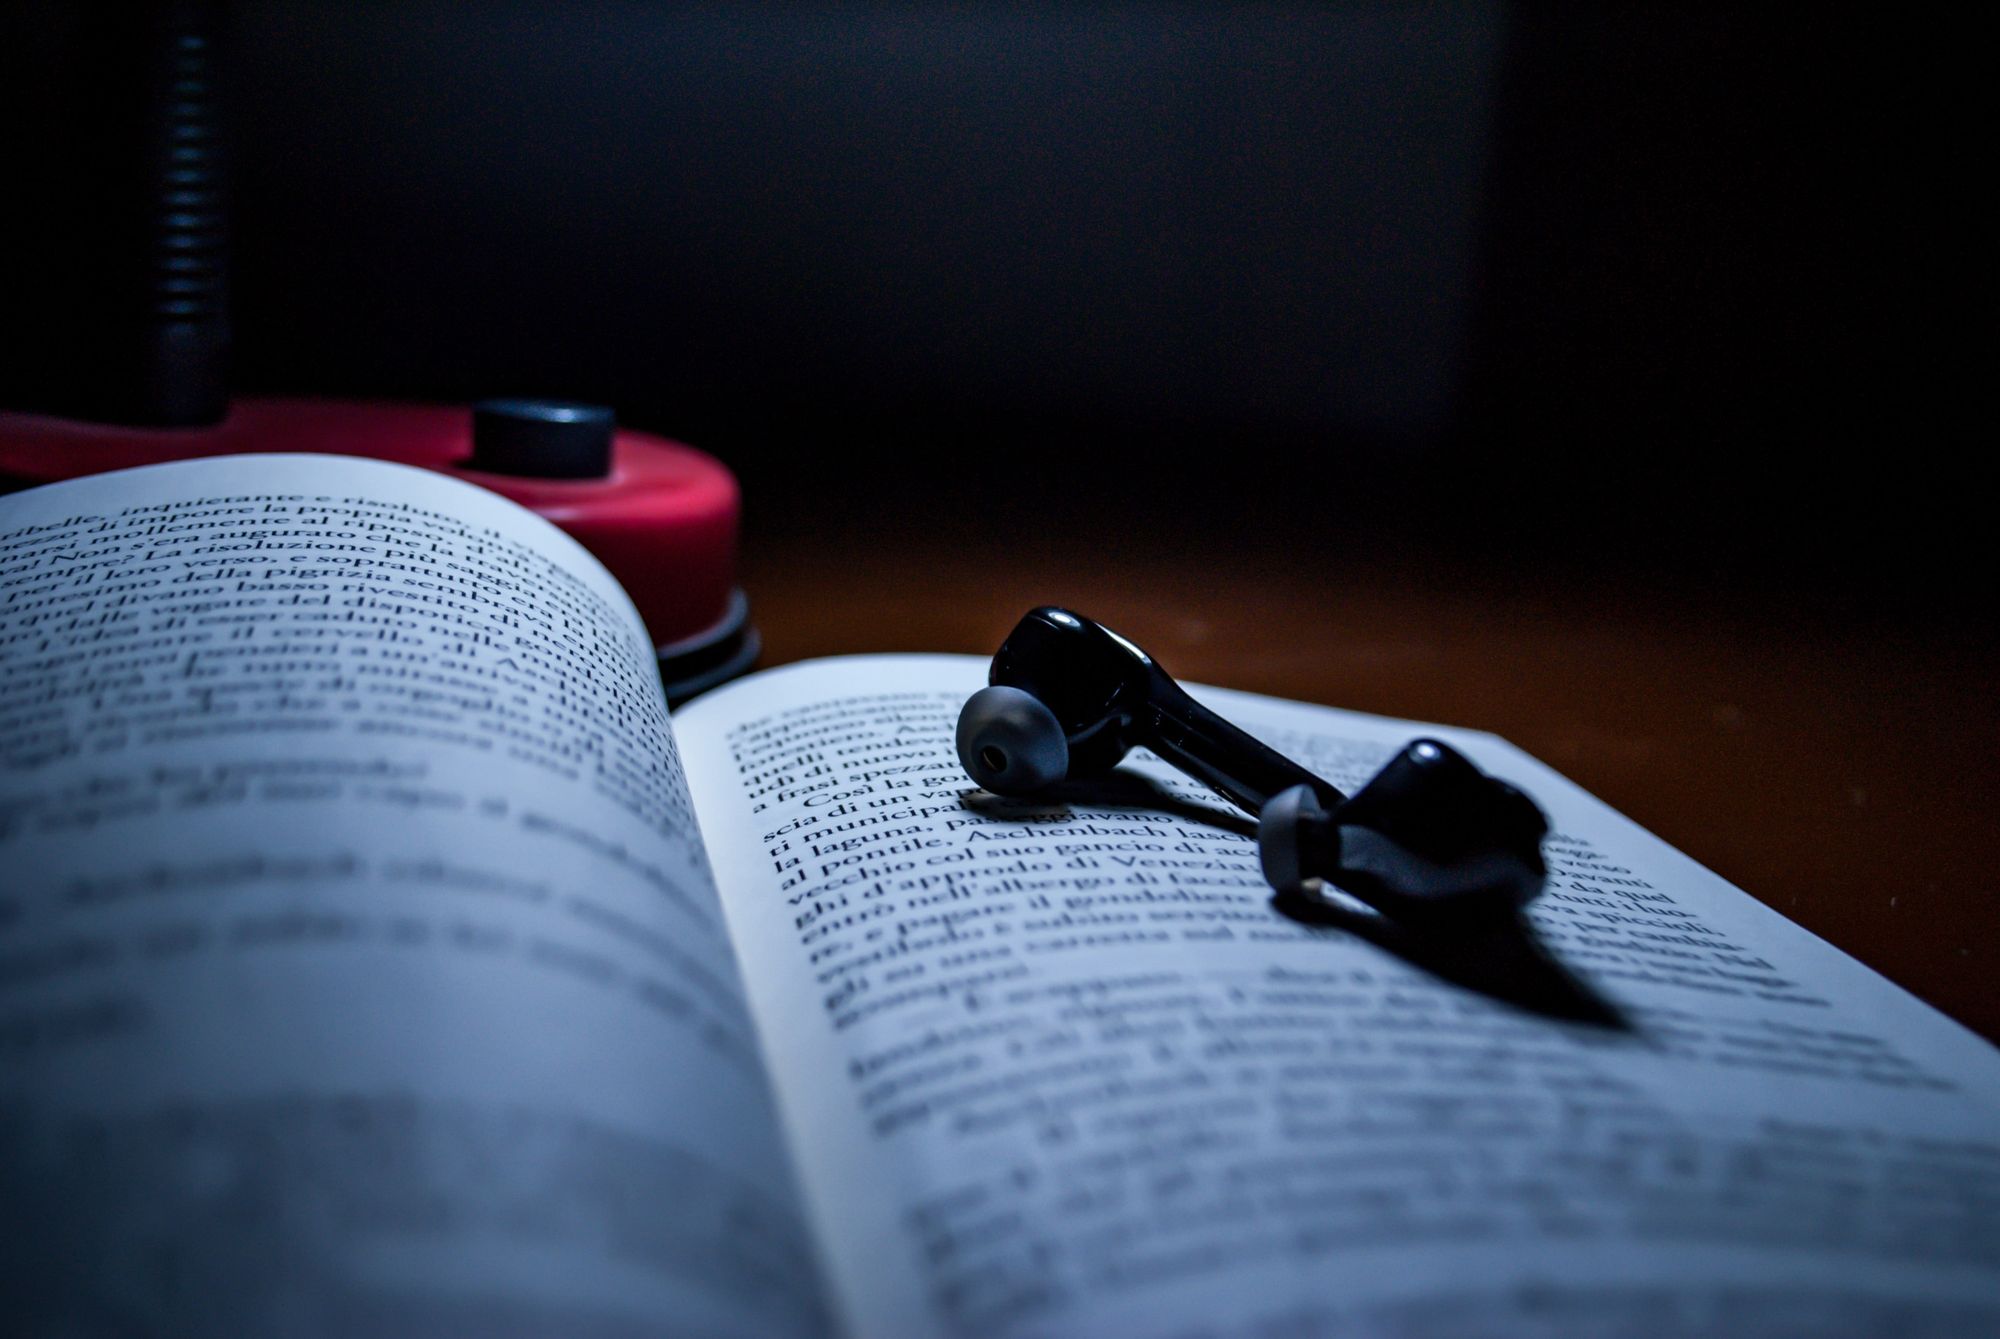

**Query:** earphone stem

left=1142, top=677, right=1344, bottom=816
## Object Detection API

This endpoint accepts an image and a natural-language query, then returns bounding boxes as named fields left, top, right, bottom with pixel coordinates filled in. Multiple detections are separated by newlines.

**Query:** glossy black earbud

left=1259, top=741, right=1548, bottom=917
left=958, top=607, right=1343, bottom=816
left=960, top=607, right=1548, bottom=917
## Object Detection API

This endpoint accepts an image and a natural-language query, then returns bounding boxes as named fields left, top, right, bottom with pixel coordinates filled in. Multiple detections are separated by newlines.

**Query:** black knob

left=470, top=400, right=614, bottom=479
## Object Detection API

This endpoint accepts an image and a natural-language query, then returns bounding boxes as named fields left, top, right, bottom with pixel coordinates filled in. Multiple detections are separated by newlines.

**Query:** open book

left=3, top=454, right=1996, bottom=1337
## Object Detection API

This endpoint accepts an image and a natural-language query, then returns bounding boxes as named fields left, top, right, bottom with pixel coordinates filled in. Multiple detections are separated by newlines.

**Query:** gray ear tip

left=957, top=686, right=1068, bottom=794
left=1258, top=783, right=1320, bottom=892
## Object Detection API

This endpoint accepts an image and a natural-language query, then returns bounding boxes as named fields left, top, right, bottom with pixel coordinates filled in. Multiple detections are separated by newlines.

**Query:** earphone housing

left=961, top=607, right=1552, bottom=919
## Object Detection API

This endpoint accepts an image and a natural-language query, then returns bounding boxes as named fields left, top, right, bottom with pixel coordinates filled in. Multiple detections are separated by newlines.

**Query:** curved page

left=677, top=653, right=2000, bottom=1339
left=0, top=455, right=827, bottom=1337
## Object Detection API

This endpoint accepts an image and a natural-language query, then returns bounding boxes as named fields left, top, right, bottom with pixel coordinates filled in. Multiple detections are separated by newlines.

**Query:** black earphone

left=958, top=607, right=1549, bottom=918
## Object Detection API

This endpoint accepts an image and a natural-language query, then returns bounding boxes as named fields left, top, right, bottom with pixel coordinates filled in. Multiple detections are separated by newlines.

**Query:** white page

left=0, top=457, right=828, bottom=1337
left=676, top=653, right=2000, bottom=1338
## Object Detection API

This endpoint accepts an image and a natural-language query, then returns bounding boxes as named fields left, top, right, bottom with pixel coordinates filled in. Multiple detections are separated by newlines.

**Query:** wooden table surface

left=738, top=506, right=1998, bottom=1046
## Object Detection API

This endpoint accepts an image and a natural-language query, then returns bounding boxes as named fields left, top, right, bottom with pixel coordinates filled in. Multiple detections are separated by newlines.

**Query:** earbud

left=960, top=607, right=1549, bottom=917
left=957, top=607, right=1343, bottom=816
left=1259, top=741, right=1548, bottom=917
left=956, top=685, right=1070, bottom=793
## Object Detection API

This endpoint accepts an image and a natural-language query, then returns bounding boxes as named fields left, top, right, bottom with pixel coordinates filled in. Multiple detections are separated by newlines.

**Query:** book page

left=0, top=456, right=827, bottom=1337
left=676, top=654, right=2000, bottom=1338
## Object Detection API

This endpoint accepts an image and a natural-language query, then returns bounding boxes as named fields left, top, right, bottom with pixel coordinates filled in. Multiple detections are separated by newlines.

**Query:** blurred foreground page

left=0, top=456, right=827, bottom=1338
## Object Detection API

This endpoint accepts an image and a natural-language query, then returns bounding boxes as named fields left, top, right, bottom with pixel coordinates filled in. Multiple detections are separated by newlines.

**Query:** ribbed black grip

left=135, top=0, right=230, bottom=424
left=149, top=15, right=226, bottom=325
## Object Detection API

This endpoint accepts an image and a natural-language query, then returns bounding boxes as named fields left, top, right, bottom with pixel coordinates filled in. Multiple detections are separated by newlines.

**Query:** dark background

left=1, top=2, right=1982, bottom=593
left=2, top=4, right=1993, bottom=1034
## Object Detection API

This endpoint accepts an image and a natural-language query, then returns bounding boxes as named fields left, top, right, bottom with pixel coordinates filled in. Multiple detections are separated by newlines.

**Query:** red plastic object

left=0, top=396, right=739, bottom=651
